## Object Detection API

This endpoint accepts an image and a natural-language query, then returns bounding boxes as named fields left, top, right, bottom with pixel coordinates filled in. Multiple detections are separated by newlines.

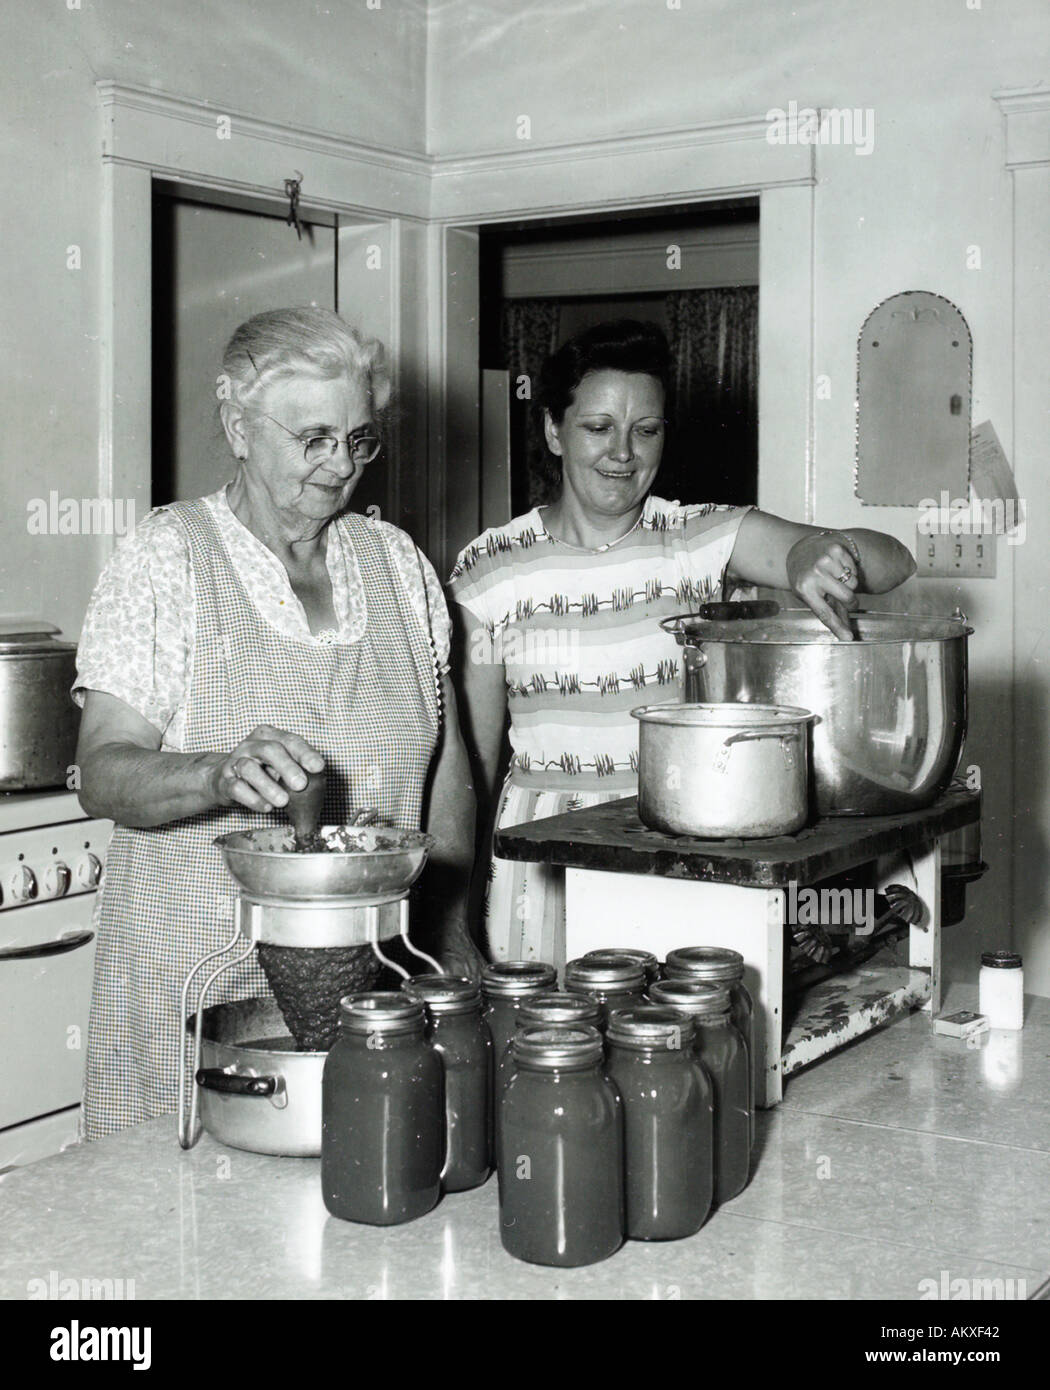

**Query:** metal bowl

left=214, top=825, right=434, bottom=904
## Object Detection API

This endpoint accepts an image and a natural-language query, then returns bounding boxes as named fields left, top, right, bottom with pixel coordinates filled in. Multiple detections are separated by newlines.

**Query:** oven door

left=0, top=896, right=98, bottom=1130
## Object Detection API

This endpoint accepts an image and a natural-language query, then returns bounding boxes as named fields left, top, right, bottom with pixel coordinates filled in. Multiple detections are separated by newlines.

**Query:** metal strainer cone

left=256, top=943, right=382, bottom=1052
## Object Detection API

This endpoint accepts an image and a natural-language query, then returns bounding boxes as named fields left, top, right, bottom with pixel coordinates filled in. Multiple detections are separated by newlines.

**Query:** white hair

left=221, top=307, right=391, bottom=415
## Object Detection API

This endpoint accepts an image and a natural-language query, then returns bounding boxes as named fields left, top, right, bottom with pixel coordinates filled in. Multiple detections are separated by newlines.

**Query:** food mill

left=177, top=821, right=442, bottom=1154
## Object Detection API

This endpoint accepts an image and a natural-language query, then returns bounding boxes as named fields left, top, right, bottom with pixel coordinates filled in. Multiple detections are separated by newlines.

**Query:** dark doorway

left=478, top=200, right=759, bottom=521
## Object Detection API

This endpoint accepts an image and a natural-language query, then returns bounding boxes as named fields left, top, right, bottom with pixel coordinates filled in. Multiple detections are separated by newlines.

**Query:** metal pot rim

left=631, top=700, right=815, bottom=727
left=661, top=608, right=974, bottom=644
left=187, top=1000, right=327, bottom=1057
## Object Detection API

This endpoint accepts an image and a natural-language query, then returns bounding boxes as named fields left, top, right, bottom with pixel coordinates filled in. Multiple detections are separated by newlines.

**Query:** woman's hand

left=209, top=724, right=326, bottom=814
left=785, top=534, right=860, bottom=641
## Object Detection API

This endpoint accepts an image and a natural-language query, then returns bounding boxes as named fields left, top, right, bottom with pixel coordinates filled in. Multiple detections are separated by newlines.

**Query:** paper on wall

left=970, top=421, right=1019, bottom=504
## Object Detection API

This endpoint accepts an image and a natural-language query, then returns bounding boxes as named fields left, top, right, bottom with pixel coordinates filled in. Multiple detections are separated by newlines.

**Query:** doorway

left=478, top=200, right=759, bottom=525
left=150, top=184, right=395, bottom=523
left=151, top=185, right=339, bottom=508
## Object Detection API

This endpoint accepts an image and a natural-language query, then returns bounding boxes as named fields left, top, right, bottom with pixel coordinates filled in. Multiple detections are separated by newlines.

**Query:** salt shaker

left=979, top=951, right=1024, bottom=1030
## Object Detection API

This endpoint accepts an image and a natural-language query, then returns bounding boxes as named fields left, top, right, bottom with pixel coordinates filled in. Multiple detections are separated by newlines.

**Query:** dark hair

left=537, top=319, right=671, bottom=424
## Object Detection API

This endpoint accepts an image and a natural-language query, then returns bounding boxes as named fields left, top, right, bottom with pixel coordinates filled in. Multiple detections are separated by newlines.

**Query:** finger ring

left=234, top=757, right=251, bottom=779
left=838, top=567, right=853, bottom=583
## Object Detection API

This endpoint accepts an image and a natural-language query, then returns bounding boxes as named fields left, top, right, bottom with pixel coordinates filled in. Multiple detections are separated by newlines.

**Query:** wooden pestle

left=285, top=769, right=327, bottom=849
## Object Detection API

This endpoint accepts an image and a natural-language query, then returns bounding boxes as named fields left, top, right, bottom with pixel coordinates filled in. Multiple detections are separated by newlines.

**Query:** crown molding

left=993, top=86, right=1050, bottom=169
left=97, top=82, right=432, bottom=176
left=427, top=115, right=812, bottom=222
left=428, top=113, right=774, bottom=175
left=97, top=81, right=432, bottom=220
left=98, top=82, right=812, bottom=224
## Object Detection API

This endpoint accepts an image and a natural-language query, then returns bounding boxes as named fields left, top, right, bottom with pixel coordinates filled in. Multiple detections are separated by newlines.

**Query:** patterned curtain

left=500, top=299, right=563, bottom=510
left=663, top=286, right=758, bottom=506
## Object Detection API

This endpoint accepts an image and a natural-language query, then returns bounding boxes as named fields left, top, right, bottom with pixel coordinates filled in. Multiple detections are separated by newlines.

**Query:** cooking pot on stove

left=0, top=621, right=80, bottom=791
left=188, top=998, right=324, bottom=1156
left=662, top=608, right=972, bottom=816
left=632, top=702, right=815, bottom=838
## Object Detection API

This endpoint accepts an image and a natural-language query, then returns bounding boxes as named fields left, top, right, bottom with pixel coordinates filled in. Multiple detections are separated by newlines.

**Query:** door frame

left=97, top=82, right=431, bottom=558
left=424, top=118, right=816, bottom=572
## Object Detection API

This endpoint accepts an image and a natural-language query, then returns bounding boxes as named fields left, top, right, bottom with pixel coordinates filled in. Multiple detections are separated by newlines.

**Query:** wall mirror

left=855, top=291, right=972, bottom=505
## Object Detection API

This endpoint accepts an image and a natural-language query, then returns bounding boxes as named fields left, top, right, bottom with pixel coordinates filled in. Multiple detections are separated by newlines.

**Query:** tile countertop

left=2, top=985, right=1048, bottom=1302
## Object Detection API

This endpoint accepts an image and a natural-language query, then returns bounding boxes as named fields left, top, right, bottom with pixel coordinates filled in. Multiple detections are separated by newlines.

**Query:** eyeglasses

left=262, top=414, right=382, bottom=468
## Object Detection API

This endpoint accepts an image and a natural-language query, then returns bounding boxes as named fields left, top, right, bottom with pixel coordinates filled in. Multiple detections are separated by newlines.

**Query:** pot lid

left=0, top=619, right=75, bottom=655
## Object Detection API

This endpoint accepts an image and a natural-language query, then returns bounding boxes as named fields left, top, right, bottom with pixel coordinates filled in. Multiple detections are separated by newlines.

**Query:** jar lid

left=649, top=979, right=731, bottom=1018
left=980, top=951, right=1023, bottom=969
left=606, top=1005, right=695, bottom=1049
left=481, top=960, right=557, bottom=999
left=401, top=974, right=481, bottom=1014
left=512, top=1024, right=604, bottom=1069
left=564, top=956, right=646, bottom=992
left=664, top=945, right=744, bottom=984
left=339, top=991, right=426, bottom=1035
left=582, top=947, right=659, bottom=980
left=518, top=991, right=603, bottom=1029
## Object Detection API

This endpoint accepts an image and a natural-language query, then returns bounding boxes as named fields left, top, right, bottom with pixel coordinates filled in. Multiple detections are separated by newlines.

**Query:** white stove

left=0, top=790, right=112, bottom=1172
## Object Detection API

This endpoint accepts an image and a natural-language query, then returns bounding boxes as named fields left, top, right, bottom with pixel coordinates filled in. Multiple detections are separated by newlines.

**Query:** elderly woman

left=450, top=319, right=916, bottom=966
left=76, top=307, right=478, bottom=1140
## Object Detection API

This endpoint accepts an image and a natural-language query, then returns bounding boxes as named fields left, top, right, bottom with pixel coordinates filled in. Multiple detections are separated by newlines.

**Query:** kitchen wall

left=426, top=0, right=1049, bottom=992
left=0, top=0, right=426, bottom=641
left=2, top=0, right=1046, bottom=991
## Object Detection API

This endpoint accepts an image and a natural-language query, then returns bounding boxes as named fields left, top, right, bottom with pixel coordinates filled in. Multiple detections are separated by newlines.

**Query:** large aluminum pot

left=0, top=623, right=80, bottom=791
left=632, top=702, right=815, bottom=838
left=189, top=998, right=323, bottom=1156
left=662, top=609, right=972, bottom=816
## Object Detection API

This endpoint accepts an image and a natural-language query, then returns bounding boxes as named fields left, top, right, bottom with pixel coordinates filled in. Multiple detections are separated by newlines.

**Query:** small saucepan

left=187, top=998, right=324, bottom=1156
left=631, top=701, right=816, bottom=839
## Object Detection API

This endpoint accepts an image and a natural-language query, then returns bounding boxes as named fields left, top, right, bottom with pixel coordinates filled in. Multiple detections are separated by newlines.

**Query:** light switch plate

left=915, top=528, right=997, bottom=578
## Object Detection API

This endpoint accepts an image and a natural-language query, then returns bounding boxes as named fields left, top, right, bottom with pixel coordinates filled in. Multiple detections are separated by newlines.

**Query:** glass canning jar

left=322, top=992, right=444, bottom=1225
left=402, top=974, right=492, bottom=1192
left=605, top=1005, right=713, bottom=1240
left=498, top=1024, right=623, bottom=1267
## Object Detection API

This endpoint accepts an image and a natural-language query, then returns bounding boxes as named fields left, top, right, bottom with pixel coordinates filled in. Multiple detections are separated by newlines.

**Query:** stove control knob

left=6, top=864, right=37, bottom=904
left=42, top=861, right=72, bottom=898
left=74, top=853, right=103, bottom=890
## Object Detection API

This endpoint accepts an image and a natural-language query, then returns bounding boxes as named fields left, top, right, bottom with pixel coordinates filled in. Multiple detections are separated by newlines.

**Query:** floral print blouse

left=74, top=487, right=451, bottom=752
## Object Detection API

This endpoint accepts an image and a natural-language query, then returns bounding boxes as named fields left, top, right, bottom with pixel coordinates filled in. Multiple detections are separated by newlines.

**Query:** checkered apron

left=83, top=501, right=440, bottom=1140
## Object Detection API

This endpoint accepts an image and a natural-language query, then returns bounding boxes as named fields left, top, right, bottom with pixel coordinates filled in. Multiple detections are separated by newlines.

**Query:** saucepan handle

left=195, top=1068, right=278, bottom=1098
left=714, top=725, right=803, bottom=773
left=722, top=725, right=803, bottom=749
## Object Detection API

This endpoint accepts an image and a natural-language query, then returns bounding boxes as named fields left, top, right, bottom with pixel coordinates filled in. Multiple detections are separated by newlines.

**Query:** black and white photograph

left=0, top=0, right=1047, bottom=1349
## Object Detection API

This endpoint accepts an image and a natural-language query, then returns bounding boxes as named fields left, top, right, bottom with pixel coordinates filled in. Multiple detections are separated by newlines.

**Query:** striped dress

left=448, top=496, right=751, bottom=968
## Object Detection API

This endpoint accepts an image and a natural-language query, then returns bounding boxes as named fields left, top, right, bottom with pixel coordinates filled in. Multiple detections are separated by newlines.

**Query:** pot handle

left=195, top=1068, right=278, bottom=1098
left=714, top=725, right=802, bottom=773
left=660, top=615, right=708, bottom=669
